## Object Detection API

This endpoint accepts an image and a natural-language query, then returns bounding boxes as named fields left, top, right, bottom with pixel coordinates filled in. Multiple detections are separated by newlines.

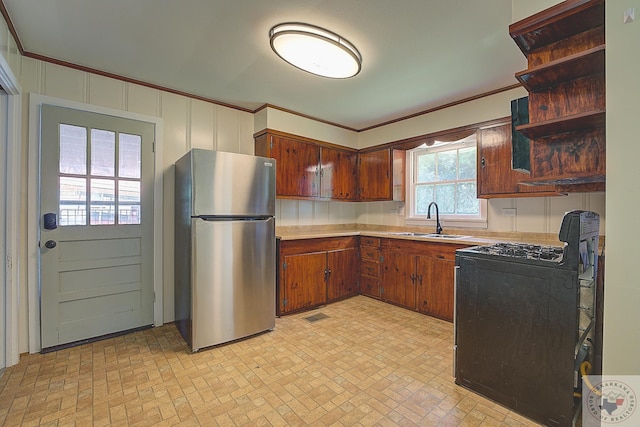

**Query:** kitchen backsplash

left=276, top=192, right=606, bottom=235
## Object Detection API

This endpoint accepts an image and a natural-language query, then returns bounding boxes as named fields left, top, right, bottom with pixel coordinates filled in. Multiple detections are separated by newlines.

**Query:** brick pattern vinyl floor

left=0, top=296, right=544, bottom=426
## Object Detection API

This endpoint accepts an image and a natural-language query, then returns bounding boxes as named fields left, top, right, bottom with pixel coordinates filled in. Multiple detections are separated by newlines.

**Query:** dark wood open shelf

left=515, top=45, right=605, bottom=92
left=515, top=109, right=605, bottom=139
left=509, top=0, right=604, bottom=55
left=518, top=174, right=605, bottom=193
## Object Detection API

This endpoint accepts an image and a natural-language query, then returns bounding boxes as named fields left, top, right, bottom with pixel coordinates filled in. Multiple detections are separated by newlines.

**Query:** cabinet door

left=271, top=135, right=320, bottom=197
left=358, top=149, right=391, bottom=200
left=381, top=250, right=416, bottom=309
left=477, top=125, right=520, bottom=196
left=320, top=147, right=357, bottom=200
left=478, top=124, right=558, bottom=198
left=416, top=256, right=455, bottom=322
left=327, top=248, right=359, bottom=301
left=360, top=276, right=381, bottom=299
left=281, top=252, right=326, bottom=313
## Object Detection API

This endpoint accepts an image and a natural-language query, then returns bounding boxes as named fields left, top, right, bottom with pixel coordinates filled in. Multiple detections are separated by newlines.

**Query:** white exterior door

left=40, top=105, right=155, bottom=350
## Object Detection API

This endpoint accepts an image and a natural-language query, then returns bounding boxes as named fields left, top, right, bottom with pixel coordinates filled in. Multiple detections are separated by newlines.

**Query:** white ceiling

left=2, top=0, right=526, bottom=130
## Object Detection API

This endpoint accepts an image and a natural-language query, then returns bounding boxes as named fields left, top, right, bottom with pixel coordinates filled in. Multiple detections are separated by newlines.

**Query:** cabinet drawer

left=361, top=259, right=380, bottom=278
left=360, top=236, right=380, bottom=247
left=360, top=276, right=381, bottom=298
left=361, top=247, right=380, bottom=261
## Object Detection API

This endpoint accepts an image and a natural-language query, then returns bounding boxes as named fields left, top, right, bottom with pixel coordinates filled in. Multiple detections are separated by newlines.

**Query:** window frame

left=405, top=135, right=487, bottom=228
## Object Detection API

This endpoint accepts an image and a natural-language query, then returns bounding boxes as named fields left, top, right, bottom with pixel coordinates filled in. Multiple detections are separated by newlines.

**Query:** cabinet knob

left=481, top=157, right=486, bottom=168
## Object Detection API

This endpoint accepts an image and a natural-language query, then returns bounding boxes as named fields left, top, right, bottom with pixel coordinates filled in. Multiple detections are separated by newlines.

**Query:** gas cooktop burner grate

left=471, top=242, right=565, bottom=263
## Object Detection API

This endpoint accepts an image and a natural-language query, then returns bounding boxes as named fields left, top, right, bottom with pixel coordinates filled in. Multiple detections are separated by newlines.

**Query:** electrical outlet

left=502, top=208, right=517, bottom=217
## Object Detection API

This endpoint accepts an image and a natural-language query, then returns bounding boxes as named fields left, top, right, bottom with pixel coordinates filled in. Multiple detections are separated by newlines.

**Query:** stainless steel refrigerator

left=174, top=149, right=276, bottom=351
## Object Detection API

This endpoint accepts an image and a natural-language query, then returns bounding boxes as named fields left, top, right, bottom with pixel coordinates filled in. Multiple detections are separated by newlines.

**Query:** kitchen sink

left=423, top=233, right=470, bottom=239
left=386, top=232, right=469, bottom=239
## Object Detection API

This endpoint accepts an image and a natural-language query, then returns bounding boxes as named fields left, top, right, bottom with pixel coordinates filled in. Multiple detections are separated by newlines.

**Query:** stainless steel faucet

left=427, top=202, right=443, bottom=234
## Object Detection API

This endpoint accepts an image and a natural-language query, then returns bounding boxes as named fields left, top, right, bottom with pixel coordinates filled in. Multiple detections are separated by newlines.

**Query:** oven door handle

left=453, top=264, right=459, bottom=378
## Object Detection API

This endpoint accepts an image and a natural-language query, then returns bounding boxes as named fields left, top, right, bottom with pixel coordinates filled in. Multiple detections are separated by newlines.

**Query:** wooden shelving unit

left=515, top=45, right=605, bottom=92
left=509, top=0, right=605, bottom=55
left=516, top=109, right=605, bottom=139
left=509, top=0, right=605, bottom=190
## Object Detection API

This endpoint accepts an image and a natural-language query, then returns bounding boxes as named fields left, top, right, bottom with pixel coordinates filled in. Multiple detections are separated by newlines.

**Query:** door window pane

left=119, top=181, right=140, bottom=225
left=59, top=124, right=87, bottom=174
left=59, top=177, right=86, bottom=226
left=90, top=178, right=115, bottom=225
left=119, top=133, right=141, bottom=178
left=91, top=129, right=115, bottom=177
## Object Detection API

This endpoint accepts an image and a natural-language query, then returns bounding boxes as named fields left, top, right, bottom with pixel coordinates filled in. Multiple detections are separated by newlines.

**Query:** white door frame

left=0, top=53, right=21, bottom=367
left=28, top=93, right=164, bottom=353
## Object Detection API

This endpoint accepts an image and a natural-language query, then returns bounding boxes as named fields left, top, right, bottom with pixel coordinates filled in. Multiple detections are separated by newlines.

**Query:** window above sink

left=405, top=132, right=487, bottom=229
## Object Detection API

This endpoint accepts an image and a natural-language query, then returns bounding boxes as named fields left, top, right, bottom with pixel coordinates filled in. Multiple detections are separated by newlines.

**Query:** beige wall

left=604, top=0, right=640, bottom=375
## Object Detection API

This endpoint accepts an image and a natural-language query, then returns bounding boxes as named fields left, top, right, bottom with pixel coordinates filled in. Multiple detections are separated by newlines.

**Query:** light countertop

left=276, top=224, right=567, bottom=247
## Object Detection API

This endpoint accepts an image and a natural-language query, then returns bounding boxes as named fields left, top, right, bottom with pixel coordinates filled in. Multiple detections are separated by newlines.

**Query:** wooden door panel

left=327, top=248, right=359, bottom=301
left=358, top=149, right=391, bottom=200
left=478, top=125, right=519, bottom=195
left=321, top=147, right=357, bottom=200
left=381, top=250, right=414, bottom=308
left=417, top=256, right=455, bottom=321
left=282, top=252, right=326, bottom=312
left=271, top=136, right=320, bottom=197
left=360, top=276, right=381, bottom=298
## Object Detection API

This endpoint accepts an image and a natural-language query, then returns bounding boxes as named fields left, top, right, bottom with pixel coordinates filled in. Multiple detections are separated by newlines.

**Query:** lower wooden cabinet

left=280, top=251, right=327, bottom=313
left=278, top=235, right=470, bottom=322
left=326, top=248, right=359, bottom=302
left=278, top=236, right=359, bottom=315
left=380, top=249, right=416, bottom=309
left=359, top=237, right=382, bottom=298
left=380, top=238, right=471, bottom=322
left=415, top=255, right=455, bottom=321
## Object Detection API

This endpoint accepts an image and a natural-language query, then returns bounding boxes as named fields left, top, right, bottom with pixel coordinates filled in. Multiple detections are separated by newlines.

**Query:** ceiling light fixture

left=269, top=23, right=362, bottom=79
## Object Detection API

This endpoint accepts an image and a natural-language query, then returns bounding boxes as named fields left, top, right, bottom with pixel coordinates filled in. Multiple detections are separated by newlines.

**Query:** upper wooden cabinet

left=255, top=130, right=357, bottom=200
left=357, top=148, right=405, bottom=201
left=509, top=0, right=605, bottom=190
left=257, top=133, right=320, bottom=198
left=358, top=149, right=390, bottom=201
left=255, top=129, right=402, bottom=202
left=477, top=122, right=559, bottom=198
left=320, top=146, right=357, bottom=200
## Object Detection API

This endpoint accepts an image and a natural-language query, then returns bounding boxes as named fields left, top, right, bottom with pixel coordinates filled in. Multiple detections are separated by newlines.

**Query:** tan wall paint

left=604, top=0, right=640, bottom=375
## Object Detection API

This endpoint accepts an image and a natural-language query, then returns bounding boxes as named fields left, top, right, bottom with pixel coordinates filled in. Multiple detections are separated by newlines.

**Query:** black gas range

left=463, top=241, right=565, bottom=264
left=454, top=211, right=599, bottom=427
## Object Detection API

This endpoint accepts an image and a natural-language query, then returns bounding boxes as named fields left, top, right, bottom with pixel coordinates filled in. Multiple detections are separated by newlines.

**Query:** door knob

left=44, top=240, right=57, bottom=249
